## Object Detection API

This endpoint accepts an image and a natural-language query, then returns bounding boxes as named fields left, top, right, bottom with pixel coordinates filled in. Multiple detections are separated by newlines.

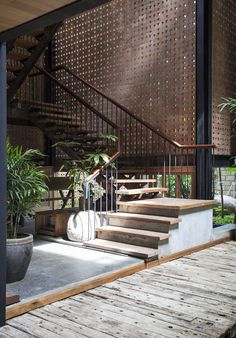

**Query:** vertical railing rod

left=110, top=164, right=113, bottom=212
left=93, top=178, right=96, bottom=240
left=100, top=172, right=103, bottom=226
left=168, top=152, right=171, bottom=197
left=105, top=167, right=108, bottom=225
left=163, top=140, right=166, bottom=189
left=212, top=147, right=215, bottom=198
left=115, top=159, right=118, bottom=212
left=187, top=148, right=189, bottom=198
left=88, top=183, right=90, bottom=239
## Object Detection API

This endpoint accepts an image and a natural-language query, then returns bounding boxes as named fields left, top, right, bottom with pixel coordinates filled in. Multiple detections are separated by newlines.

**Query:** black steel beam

left=196, top=0, right=213, bottom=199
left=0, top=0, right=112, bottom=43
left=0, top=42, right=7, bottom=327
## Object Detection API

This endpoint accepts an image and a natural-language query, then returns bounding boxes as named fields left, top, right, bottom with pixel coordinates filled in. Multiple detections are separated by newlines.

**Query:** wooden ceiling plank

left=0, top=0, right=76, bottom=32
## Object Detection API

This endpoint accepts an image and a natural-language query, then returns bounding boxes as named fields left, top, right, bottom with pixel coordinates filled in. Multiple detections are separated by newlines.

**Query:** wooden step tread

left=84, top=239, right=159, bottom=259
left=46, top=127, right=95, bottom=135
left=35, top=115, right=73, bottom=122
left=7, top=60, right=23, bottom=72
left=53, top=136, right=103, bottom=142
left=8, top=47, right=31, bottom=61
left=31, top=109, right=71, bottom=116
left=15, top=35, right=38, bottom=49
left=117, top=198, right=216, bottom=210
left=23, top=99, right=65, bottom=110
left=96, top=226, right=169, bottom=240
left=116, top=187, right=167, bottom=195
left=114, top=179, right=157, bottom=184
left=42, top=122, right=82, bottom=129
left=62, top=129, right=97, bottom=134
left=118, top=166, right=196, bottom=175
left=105, top=212, right=181, bottom=224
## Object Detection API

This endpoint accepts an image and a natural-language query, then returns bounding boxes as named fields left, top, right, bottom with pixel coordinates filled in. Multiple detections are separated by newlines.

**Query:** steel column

left=0, top=42, right=7, bottom=327
left=196, top=0, right=213, bottom=199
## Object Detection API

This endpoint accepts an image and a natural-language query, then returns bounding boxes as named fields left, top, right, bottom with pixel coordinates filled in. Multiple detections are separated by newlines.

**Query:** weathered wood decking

left=1, top=241, right=236, bottom=337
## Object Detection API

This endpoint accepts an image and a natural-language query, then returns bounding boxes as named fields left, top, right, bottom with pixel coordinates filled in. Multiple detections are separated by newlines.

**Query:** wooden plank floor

left=1, top=241, right=236, bottom=338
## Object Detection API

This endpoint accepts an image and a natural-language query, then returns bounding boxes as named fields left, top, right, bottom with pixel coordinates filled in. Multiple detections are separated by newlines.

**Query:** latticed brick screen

left=54, top=0, right=196, bottom=145
left=212, top=0, right=236, bottom=155
left=7, top=125, right=45, bottom=153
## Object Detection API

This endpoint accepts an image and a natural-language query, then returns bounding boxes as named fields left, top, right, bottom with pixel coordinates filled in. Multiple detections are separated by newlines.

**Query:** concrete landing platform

left=6, top=240, right=141, bottom=301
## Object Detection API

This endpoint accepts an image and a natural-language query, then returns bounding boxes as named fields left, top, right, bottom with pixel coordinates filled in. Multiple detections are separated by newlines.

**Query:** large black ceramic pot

left=6, top=233, right=33, bottom=283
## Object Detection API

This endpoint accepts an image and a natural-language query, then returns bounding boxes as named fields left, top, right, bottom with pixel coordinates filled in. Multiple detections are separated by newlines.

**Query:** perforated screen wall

left=54, top=0, right=196, bottom=145
left=212, top=0, right=236, bottom=155
left=7, top=125, right=45, bottom=152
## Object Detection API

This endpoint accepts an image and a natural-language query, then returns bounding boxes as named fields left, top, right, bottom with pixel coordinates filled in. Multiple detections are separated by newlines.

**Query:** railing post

left=0, top=42, right=7, bottom=327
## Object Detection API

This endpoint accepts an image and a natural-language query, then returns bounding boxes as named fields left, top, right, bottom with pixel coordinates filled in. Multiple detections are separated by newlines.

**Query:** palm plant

left=219, top=97, right=236, bottom=123
left=7, top=140, right=48, bottom=239
left=219, top=97, right=236, bottom=167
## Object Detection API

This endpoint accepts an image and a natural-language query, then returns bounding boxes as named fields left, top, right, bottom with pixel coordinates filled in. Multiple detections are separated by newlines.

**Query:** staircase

left=85, top=194, right=216, bottom=260
left=10, top=64, right=119, bottom=163
left=7, top=24, right=61, bottom=102
left=47, top=65, right=216, bottom=199
left=7, top=33, right=215, bottom=261
left=84, top=179, right=180, bottom=260
left=26, top=100, right=110, bottom=161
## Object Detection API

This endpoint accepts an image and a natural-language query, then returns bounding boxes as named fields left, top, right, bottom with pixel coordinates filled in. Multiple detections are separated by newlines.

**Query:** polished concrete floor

left=6, top=240, right=141, bottom=301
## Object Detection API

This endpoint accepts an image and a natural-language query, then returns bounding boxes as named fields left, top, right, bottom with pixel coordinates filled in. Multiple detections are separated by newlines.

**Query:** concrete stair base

left=85, top=198, right=216, bottom=260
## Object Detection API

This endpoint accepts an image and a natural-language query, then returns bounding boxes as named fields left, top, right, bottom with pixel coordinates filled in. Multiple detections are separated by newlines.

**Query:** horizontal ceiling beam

left=0, top=0, right=111, bottom=42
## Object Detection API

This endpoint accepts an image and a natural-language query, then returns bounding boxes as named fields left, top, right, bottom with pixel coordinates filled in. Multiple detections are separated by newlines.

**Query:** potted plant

left=63, top=151, right=109, bottom=241
left=7, top=139, right=48, bottom=283
left=56, top=134, right=117, bottom=242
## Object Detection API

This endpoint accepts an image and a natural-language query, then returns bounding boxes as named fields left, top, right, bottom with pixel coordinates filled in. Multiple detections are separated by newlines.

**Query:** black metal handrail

left=34, top=65, right=119, bottom=130
left=18, top=64, right=217, bottom=199
left=16, top=64, right=121, bottom=169
left=48, top=65, right=216, bottom=151
left=15, top=64, right=122, bottom=239
left=47, top=65, right=218, bottom=199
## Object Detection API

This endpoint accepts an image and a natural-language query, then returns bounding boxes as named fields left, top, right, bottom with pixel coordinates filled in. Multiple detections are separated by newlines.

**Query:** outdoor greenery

left=219, top=96, right=236, bottom=168
left=7, top=140, right=48, bottom=239
left=213, top=206, right=235, bottom=225
left=162, top=174, right=192, bottom=198
left=219, top=97, right=236, bottom=123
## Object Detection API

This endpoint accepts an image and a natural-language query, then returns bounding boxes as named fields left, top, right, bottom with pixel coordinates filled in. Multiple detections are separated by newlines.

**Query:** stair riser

left=108, top=218, right=171, bottom=233
left=96, top=231, right=163, bottom=249
left=118, top=205, right=179, bottom=218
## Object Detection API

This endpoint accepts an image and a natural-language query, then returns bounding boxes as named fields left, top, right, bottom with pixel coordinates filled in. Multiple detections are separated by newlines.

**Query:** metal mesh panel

left=54, top=0, right=196, bottom=145
left=212, top=0, right=236, bottom=155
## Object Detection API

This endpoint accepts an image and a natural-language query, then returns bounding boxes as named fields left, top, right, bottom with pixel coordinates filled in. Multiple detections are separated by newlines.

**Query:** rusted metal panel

left=212, top=0, right=236, bottom=155
left=54, top=0, right=196, bottom=146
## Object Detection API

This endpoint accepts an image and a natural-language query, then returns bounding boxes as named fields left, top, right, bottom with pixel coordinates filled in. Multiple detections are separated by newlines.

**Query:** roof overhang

left=0, top=0, right=111, bottom=42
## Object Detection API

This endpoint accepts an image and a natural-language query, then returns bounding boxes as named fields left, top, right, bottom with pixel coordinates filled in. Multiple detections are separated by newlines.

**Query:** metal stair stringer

left=7, top=23, right=62, bottom=103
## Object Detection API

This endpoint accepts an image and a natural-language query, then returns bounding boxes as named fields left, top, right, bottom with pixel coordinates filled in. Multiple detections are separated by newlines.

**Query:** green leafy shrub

left=7, top=140, right=48, bottom=238
left=213, top=206, right=235, bottom=225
